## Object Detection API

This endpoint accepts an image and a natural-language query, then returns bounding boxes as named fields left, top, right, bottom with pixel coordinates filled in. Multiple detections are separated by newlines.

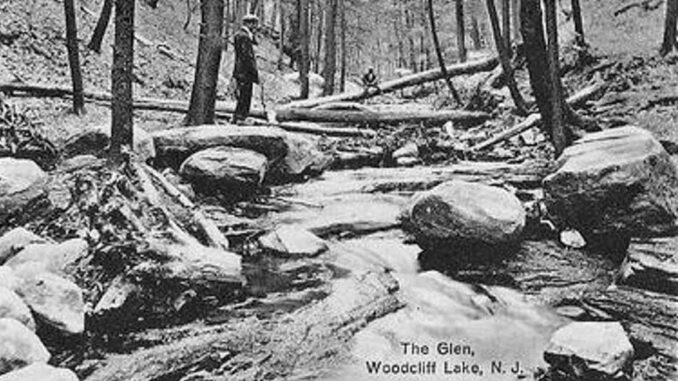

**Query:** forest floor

left=1, top=0, right=677, bottom=380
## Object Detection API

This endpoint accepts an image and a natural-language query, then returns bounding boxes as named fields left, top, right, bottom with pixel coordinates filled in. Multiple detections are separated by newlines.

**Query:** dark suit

left=232, top=26, right=259, bottom=123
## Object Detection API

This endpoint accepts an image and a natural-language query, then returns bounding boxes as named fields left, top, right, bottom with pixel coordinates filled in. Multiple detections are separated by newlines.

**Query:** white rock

left=545, top=322, right=634, bottom=379
left=392, top=142, right=419, bottom=159
left=0, top=159, right=47, bottom=222
left=402, top=180, right=526, bottom=250
left=258, top=226, right=328, bottom=257
left=0, top=228, right=47, bottom=265
left=560, top=229, right=586, bottom=249
left=179, top=147, right=268, bottom=188
left=0, top=287, right=35, bottom=331
left=16, top=272, right=85, bottom=335
left=0, top=268, right=20, bottom=292
left=0, top=363, right=78, bottom=381
left=5, top=239, right=88, bottom=277
left=0, top=318, right=50, bottom=375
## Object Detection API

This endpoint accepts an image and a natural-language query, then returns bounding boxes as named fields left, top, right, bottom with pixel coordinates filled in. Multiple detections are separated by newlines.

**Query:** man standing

left=232, top=14, right=259, bottom=124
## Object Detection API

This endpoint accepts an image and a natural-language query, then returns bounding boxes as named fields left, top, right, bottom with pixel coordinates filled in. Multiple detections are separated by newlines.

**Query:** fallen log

left=85, top=271, right=402, bottom=381
left=470, top=82, right=606, bottom=151
left=280, top=56, right=499, bottom=110
left=273, top=108, right=490, bottom=126
left=248, top=119, right=377, bottom=137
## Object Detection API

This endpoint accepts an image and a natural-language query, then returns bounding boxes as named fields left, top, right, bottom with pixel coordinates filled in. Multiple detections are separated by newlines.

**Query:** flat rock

left=258, top=225, right=328, bottom=257
left=0, top=363, right=78, bottom=381
left=0, top=318, right=50, bottom=375
left=0, top=159, right=47, bottom=222
left=544, top=321, right=634, bottom=379
left=61, top=123, right=155, bottom=162
left=544, top=126, right=678, bottom=238
left=5, top=238, right=88, bottom=277
left=401, top=180, right=526, bottom=250
left=618, top=237, right=678, bottom=295
left=15, top=272, right=85, bottom=335
left=152, top=126, right=329, bottom=181
left=0, top=228, right=47, bottom=265
left=179, top=146, right=268, bottom=189
left=0, top=287, right=35, bottom=331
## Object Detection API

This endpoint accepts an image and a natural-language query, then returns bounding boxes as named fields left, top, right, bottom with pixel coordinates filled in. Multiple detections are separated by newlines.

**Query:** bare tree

left=660, top=0, right=678, bottom=56
left=427, top=0, right=461, bottom=103
left=470, top=15, right=482, bottom=49
left=544, top=0, right=567, bottom=154
left=111, top=0, right=135, bottom=156
left=501, top=0, right=510, bottom=51
left=456, top=0, right=467, bottom=62
left=277, top=0, right=285, bottom=70
left=64, top=0, right=85, bottom=114
left=299, top=0, right=310, bottom=99
left=340, top=0, right=347, bottom=91
left=486, top=0, right=528, bottom=115
left=322, top=0, right=338, bottom=95
left=88, top=0, right=114, bottom=53
left=185, top=0, right=225, bottom=126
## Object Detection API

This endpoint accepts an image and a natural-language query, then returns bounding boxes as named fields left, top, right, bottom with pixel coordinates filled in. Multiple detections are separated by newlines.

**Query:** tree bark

left=339, top=0, right=346, bottom=91
left=501, top=0, right=511, bottom=51
left=456, top=0, right=467, bottom=62
left=184, top=0, right=225, bottom=126
left=571, top=0, right=584, bottom=46
left=511, top=0, right=520, bottom=43
left=544, top=0, right=567, bottom=155
left=299, top=0, right=310, bottom=99
left=660, top=0, right=678, bottom=56
left=321, top=0, right=337, bottom=95
left=470, top=15, right=482, bottom=49
left=486, top=0, right=528, bottom=115
left=64, top=0, right=85, bottom=115
left=277, top=0, right=285, bottom=70
left=111, top=0, right=135, bottom=156
left=88, top=0, right=114, bottom=53
left=427, top=0, right=461, bottom=103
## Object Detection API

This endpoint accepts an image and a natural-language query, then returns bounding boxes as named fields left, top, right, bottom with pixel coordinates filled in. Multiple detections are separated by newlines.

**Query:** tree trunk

left=406, top=10, right=417, bottom=71
left=660, top=0, right=678, bottom=56
left=339, top=0, right=346, bottom=91
left=275, top=108, right=489, bottom=125
left=88, top=0, right=114, bottom=53
left=427, top=0, right=461, bottom=103
left=470, top=15, right=482, bottom=49
left=521, top=0, right=569, bottom=155
left=111, top=0, right=135, bottom=156
left=456, top=0, right=467, bottom=62
left=486, top=0, right=528, bottom=115
left=277, top=0, right=285, bottom=70
left=64, top=0, right=85, bottom=115
left=184, top=0, right=225, bottom=126
left=511, top=0, right=520, bottom=43
left=571, top=0, right=584, bottom=46
left=322, top=0, right=337, bottom=95
left=501, top=0, right=511, bottom=51
left=544, top=0, right=567, bottom=155
left=299, top=0, right=310, bottom=99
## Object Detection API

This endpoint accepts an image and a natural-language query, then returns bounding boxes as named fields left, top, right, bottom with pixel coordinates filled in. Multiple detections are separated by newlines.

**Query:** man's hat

left=243, top=14, right=259, bottom=23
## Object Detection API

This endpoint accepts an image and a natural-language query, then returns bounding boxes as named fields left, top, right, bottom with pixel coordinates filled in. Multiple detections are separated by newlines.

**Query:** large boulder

left=0, top=159, right=47, bottom=222
left=544, top=322, right=634, bottom=380
left=179, top=147, right=267, bottom=189
left=0, top=228, right=47, bottom=265
left=618, top=237, right=678, bottom=295
left=15, top=272, right=85, bottom=335
left=0, top=287, right=35, bottom=331
left=0, top=268, right=20, bottom=292
left=152, top=126, right=329, bottom=181
left=543, top=127, right=678, bottom=239
left=401, top=180, right=526, bottom=250
left=5, top=238, right=88, bottom=277
left=0, top=363, right=78, bottom=381
left=0, top=318, right=50, bottom=375
left=61, top=123, right=155, bottom=162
